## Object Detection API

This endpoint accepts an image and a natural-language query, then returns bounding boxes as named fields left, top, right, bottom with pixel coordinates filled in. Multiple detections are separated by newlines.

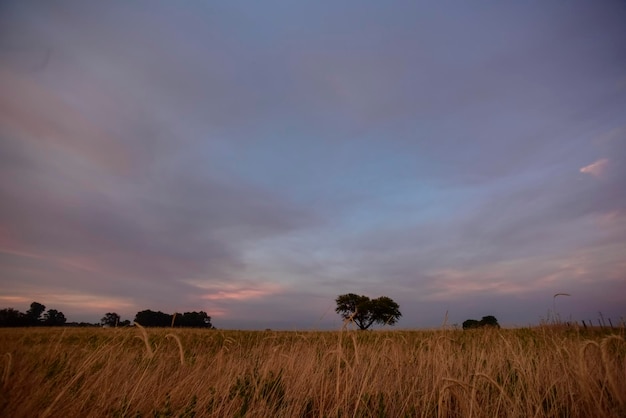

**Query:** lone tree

left=335, top=293, right=401, bottom=330
left=101, top=312, right=121, bottom=327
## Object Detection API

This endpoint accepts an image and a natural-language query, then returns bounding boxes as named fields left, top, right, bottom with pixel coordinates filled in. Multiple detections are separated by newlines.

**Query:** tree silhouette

left=43, top=309, right=66, bottom=326
left=26, top=302, right=46, bottom=325
left=173, top=311, right=213, bottom=328
left=335, top=293, right=401, bottom=330
left=463, top=315, right=500, bottom=330
left=134, top=310, right=173, bottom=327
left=133, top=310, right=213, bottom=328
left=0, top=308, right=26, bottom=327
left=462, top=319, right=480, bottom=330
left=0, top=302, right=67, bottom=327
left=479, top=315, right=500, bottom=328
left=101, top=312, right=121, bottom=327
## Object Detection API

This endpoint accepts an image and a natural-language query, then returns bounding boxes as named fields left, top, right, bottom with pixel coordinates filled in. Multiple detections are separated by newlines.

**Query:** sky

left=1, top=1, right=625, bottom=330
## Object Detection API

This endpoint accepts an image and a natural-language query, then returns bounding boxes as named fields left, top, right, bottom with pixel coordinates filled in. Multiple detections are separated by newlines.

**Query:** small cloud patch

left=580, top=158, right=609, bottom=178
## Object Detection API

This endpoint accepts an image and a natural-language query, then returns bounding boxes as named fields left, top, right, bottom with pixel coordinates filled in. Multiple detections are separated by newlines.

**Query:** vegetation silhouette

left=134, top=309, right=212, bottom=328
left=335, top=293, right=401, bottom=330
left=101, top=312, right=131, bottom=327
left=43, top=309, right=66, bottom=326
left=0, top=302, right=212, bottom=328
left=0, top=302, right=66, bottom=327
left=462, top=315, right=500, bottom=330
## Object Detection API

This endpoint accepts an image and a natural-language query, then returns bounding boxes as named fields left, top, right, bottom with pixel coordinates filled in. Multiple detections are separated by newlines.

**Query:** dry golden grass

left=0, top=326, right=624, bottom=417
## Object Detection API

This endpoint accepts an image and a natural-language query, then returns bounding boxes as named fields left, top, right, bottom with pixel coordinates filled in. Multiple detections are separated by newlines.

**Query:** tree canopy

left=0, top=302, right=67, bottom=327
left=462, top=315, right=500, bottom=330
left=0, top=308, right=26, bottom=327
left=43, top=309, right=66, bottom=326
left=26, top=302, right=46, bottom=324
left=335, top=293, right=401, bottom=330
left=134, top=310, right=213, bottom=328
left=172, top=311, right=212, bottom=328
left=0, top=302, right=213, bottom=328
left=101, top=312, right=121, bottom=327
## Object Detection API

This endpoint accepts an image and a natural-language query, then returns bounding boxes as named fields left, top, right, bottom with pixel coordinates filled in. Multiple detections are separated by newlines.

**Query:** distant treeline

left=102, top=310, right=213, bottom=328
left=0, top=302, right=66, bottom=327
left=0, top=302, right=213, bottom=329
left=133, top=310, right=213, bottom=328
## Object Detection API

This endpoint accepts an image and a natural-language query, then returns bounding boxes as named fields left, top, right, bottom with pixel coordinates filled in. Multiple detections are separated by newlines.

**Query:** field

left=1, top=326, right=625, bottom=417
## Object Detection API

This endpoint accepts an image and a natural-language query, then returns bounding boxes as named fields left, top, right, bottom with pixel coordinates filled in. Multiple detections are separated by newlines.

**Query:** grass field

left=1, top=326, right=625, bottom=417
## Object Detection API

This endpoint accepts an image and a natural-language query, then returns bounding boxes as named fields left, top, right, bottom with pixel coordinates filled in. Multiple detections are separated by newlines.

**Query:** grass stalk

left=133, top=322, right=154, bottom=359
left=166, top=333, right=185, bottom=366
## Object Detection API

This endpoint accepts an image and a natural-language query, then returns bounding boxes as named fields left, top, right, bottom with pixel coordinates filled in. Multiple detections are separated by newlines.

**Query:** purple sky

left=1, top=1, right=625, bottom=329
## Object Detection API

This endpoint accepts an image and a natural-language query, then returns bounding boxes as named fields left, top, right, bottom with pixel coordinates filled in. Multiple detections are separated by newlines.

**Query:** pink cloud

left=594, top=126, right=625, bottom=143
left=0, top=291, right=135, bottom=317
left=579, top=158, right=609, bottom=178
left=422, top=245, right=624, bottom=302
left=0, top=68, right=132, bottom=174
left=203, top=307, right=229, bottom=317
left=0, top=295, right=31, bottom=306
left=0, top=245, right=102, bottom=275
left=191, top=281, right=285, bottom=302
left=42, top=293, right=135, bottom=312
left=595, top=210, right=624, bottom=227
left=425, top=267, right=528, bottom=300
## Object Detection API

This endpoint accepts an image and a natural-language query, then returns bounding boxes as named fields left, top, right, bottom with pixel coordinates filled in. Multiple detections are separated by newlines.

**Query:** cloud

left=596, top=210, right=624, bottom=228
left=580, top=158, right=609, bottom=178
left=0, top=68, right=319, bottom=320
left=0, top=68, right=132, bottom=174
left=1, top=0, right=625, bottom=328
left=594, top=126, right=626, bottom=143
left=193, top=281, right=285, bottom=302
